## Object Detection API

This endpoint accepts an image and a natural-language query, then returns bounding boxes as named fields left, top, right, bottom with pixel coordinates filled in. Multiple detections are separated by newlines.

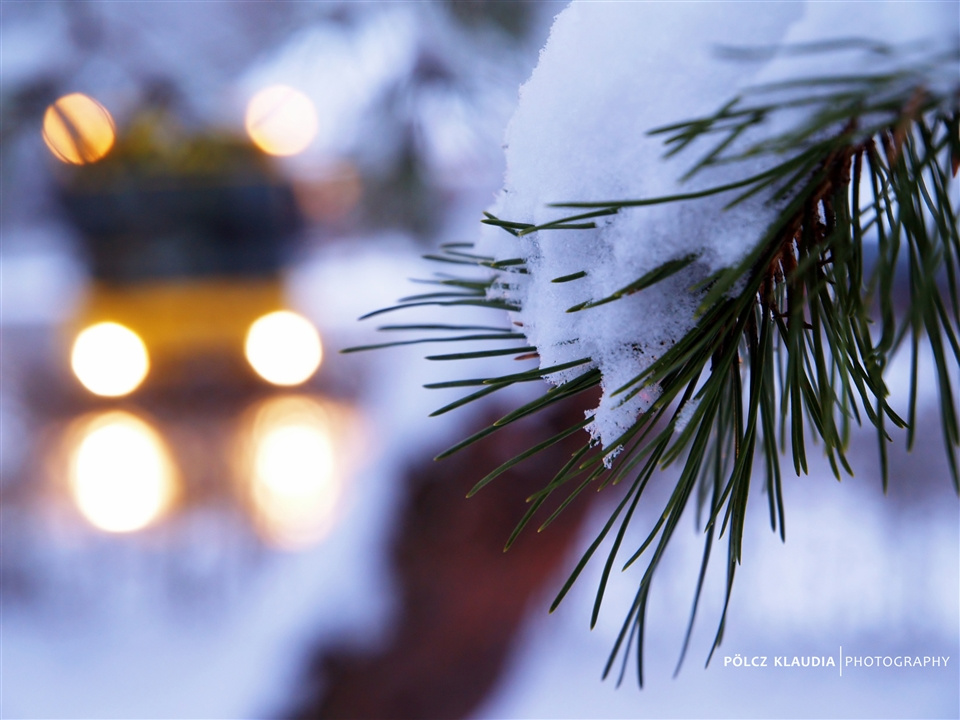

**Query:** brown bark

left=288, top=398, right=596, bottom=720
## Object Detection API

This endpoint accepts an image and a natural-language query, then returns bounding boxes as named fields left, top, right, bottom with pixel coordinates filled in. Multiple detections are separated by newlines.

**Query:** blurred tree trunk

left=288, top=397, right=596, bottom=720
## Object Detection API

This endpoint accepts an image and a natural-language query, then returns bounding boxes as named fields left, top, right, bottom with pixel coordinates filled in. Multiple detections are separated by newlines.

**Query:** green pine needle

left=351, top=41, right=960, bottom=685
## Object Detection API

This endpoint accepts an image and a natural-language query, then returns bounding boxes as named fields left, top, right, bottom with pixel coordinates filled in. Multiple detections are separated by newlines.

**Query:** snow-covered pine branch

left=350, top=1, right=960, bottom=683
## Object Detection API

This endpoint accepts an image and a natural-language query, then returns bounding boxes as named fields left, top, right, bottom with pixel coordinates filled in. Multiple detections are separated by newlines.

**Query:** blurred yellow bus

left=48, top=97, right=321, bottom=397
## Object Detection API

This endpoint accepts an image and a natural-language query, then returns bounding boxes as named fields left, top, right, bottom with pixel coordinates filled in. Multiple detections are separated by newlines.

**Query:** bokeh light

left=244, top=310, right=322, bottom=386
left=71, top=322, right=150, bottom=397
left=67, top=412, right=177, bottom=533
left=291, top=161, right=364, bottom=223
left=245, top=85, right=318, bottom=156
left=42, top=92, right=116, bottom=165
left=239, top=397, right=342, bottom=548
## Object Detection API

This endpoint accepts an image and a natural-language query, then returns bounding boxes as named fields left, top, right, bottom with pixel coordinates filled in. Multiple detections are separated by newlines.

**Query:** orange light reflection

left=65, top=411, right=178, bottom=533
left=291, top=162, right=363, bottom=223
left=236, top=396, right=348, bottom=549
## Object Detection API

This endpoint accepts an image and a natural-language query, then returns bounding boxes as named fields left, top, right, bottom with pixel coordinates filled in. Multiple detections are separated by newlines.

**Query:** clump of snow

left=674, top=397, right=701, bottom=435
left=477, top=1, right=958, bottom=454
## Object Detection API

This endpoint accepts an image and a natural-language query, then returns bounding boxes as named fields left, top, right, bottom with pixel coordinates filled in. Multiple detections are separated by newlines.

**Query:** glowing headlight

left=68, top=412, right=177, bottom=533
left=245, top=85, right=318, bottom=157
left=43, top=92, right=116, bottom=165
left=71, top=322, right=150, bottom=397
left=244, top=311, right=322, bottom=386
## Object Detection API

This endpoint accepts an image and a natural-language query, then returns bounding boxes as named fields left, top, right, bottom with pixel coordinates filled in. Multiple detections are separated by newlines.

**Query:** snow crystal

left=477, top=0, right=958, bottom=453
left=674, top=397, right=701, bottom=434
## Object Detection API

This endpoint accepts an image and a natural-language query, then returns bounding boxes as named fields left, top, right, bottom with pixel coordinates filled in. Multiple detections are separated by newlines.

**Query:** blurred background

left=1, top=2, right=957, bottom=719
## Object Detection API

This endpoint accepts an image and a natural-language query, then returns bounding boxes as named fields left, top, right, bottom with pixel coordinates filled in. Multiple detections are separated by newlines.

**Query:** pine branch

left=346, top=42, right=960, bottom=684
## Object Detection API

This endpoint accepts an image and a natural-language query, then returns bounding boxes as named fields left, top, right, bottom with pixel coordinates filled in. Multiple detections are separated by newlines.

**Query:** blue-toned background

left=1, top=2, right=956, bottom=718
